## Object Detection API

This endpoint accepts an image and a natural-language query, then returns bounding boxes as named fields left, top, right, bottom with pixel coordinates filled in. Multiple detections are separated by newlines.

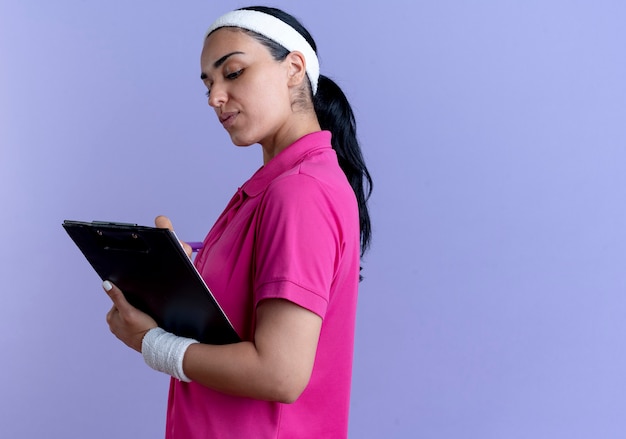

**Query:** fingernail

left=103, top=280, right=113, bottom=291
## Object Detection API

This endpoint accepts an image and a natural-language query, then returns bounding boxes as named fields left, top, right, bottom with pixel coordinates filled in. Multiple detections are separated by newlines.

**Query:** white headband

left=204, top=10, right=320, bottom=95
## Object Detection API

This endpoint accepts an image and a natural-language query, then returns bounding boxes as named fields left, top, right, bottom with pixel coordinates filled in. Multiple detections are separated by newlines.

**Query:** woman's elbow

left=273, top=388, right=305, bottom=405
left=268, top=373, right=311, bottom=404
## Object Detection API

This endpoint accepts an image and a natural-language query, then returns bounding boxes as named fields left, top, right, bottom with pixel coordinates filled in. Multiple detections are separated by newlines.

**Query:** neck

left=260, top=112, right=321, bottom=164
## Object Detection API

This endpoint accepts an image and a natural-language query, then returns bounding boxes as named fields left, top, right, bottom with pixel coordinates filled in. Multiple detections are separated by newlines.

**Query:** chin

left=229, top=133, right=257, bottom=147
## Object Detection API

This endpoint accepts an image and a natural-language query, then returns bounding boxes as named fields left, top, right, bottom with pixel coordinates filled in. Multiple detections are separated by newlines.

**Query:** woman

left=103, top=6, right=372, bottom=438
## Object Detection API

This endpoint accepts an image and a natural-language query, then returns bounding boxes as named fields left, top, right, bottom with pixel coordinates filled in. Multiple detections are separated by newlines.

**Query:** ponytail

left=236, top=6, right=373, bottom=258
left=314, top=75, right=373, bottom=256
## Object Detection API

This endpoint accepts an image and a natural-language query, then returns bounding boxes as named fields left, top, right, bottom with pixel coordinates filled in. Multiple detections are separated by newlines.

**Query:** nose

left=208, top=82, right=227, bottom=108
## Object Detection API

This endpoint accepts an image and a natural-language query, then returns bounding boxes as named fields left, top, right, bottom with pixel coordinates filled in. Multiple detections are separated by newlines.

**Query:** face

left=200, top=28, right=294, bottom=149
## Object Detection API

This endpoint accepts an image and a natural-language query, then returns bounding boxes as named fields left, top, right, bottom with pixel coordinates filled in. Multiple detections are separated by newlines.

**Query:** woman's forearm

left=182, top=299, right=321, bottom=403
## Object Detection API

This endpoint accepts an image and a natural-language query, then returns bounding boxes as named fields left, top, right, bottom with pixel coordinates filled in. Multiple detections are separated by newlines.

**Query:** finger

left=106, top=305, right=117, bottom=325
left=181, top=241, right=193, bottom=258
left=155, top=215, right=174, bottom=230
left=106, top=306, right=113, bottom=325
left=102, top=280, right=132, bottom=313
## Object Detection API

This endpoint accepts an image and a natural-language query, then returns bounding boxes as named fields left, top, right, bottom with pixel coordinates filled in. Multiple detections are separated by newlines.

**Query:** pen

left=186, top=242, right=204, bottom=253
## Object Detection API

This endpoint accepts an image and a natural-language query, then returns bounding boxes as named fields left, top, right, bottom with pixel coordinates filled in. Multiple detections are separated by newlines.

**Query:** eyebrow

left=200, top=51, right=245, bottom=80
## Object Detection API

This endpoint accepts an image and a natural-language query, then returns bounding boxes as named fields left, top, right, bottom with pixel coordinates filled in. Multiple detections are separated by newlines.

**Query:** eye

left=204, top=81, right=213, bottom=98
left=226, top=69, right=243, bottom=80
left=203, top=68, right=242, bottom=99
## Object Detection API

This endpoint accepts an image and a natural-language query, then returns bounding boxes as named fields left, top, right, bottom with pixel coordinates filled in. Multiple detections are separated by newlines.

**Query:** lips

left=219, top=111, right=238, bottom=129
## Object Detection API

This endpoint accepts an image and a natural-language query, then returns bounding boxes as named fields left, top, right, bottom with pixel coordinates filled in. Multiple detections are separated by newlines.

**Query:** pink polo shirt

left=165, top=131, right=360, bottom=439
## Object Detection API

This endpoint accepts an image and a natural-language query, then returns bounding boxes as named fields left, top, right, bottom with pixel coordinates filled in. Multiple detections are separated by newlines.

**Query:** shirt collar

left=241, top=131, right=332, bottom=197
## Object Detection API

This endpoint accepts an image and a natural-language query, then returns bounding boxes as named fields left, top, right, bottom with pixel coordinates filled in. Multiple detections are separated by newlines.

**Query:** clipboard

left=63, top=220, right=240, bottom=345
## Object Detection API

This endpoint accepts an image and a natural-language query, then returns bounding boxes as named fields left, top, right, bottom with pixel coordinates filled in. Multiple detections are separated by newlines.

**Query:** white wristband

left=141, top=328, right=198, bottom=382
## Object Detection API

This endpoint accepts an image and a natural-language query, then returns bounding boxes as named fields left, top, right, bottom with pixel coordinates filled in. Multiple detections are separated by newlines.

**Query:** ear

left=285, top=51, right=307, bottom=88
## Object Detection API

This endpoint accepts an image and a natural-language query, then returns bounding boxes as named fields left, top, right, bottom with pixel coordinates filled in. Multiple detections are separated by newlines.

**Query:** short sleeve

left=253, top=173, right=340, bottom=319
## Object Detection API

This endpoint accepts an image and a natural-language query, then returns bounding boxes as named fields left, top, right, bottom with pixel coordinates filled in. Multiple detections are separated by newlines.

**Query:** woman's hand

left=103, top=281, right=158, bottom=352
left=103, top=215, right=188, bottom=353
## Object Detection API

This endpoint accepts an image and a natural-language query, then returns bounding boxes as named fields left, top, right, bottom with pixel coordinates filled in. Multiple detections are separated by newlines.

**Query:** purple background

left=2, top=1, right=625, bottom=437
